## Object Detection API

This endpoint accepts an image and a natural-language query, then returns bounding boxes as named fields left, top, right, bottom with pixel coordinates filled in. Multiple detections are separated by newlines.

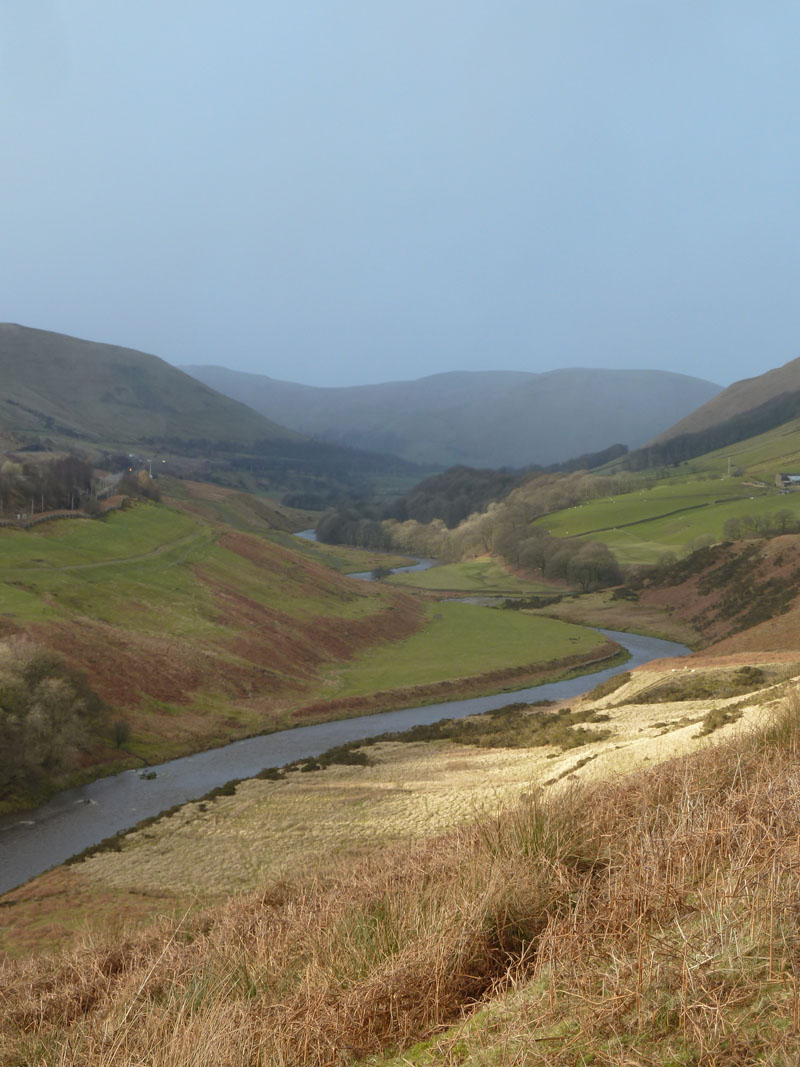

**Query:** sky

left=2, top=2, right=800, bottom=389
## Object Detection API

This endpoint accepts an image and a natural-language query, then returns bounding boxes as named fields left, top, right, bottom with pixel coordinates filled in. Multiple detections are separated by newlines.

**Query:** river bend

left=0, top=628, right=688, bottom=894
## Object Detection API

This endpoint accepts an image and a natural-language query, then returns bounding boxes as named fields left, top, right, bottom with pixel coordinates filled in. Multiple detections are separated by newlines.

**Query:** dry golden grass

left=2, top=659, right=788, bottom=960
left=4, top=674, right=800, bottom=1064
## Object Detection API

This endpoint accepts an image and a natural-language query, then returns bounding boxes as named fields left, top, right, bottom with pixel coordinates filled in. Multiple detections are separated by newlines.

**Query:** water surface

left=0, top=627, right=688, bottom=894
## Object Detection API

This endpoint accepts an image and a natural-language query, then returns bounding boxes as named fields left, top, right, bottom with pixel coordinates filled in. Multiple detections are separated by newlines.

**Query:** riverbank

left=0, top=628, right=687, bottom=900
left=288, top=638, right=627, bottom=722
left=3, top=646, right=790, bottom=960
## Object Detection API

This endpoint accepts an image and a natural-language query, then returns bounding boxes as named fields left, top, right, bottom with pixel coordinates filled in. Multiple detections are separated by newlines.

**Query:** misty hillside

left=0, top=324, right=302, bottom=447
left=182, top=365, right=722, bottom=468
left=649, top=353, right=800, bottom=445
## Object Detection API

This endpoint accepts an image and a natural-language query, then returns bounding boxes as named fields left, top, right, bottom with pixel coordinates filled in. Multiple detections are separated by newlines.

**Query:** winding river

left=0, top=534, right=690, bottom=895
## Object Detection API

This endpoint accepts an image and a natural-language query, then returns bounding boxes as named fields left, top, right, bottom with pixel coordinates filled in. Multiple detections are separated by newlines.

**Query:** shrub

left=584, top=671, right=631, bottom=701
left=0, top=647, right=108, bottom=801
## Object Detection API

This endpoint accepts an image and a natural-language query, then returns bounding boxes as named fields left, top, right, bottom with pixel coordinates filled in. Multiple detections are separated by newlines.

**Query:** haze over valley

left=184, top=363, right=722, bottom=469
left=6, top=3, right=800, bottom=1062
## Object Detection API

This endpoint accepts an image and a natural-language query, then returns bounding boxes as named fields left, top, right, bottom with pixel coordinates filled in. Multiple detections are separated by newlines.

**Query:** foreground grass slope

left=4, top=655, right=789, bottom=960
left=3, top=666, right=800, bottom=1064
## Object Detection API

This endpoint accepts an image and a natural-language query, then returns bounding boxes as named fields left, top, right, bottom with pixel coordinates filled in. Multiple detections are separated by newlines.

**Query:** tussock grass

left=5, top=692, right=800, bottom=1064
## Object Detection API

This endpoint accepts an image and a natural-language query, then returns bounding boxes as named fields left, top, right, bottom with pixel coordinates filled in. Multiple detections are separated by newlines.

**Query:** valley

left=5, top=331, right=800, bottom=1065
left=8, top=7, right=800, bottom=1059
left=0, top=479, right=624, bottom=818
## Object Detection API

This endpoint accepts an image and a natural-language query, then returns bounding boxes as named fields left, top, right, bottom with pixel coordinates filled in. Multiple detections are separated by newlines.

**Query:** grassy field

left=323, top=601, right=609, bottom=699
left=534, top=476, right=785, bottom=564
left=387, top=557, right=561, bottom=594
left=687, top=415, right=800, bottom=480
left=528, top=419, right=800, bottom=566
left=537, top=476, right=753, bottom=534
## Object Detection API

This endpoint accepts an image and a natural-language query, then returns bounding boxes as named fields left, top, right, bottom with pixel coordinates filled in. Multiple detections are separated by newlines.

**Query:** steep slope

left=0, top=324, right=301, bottom=446
left=648, top=353, right=800, bottom=445
left=635, top=534, right=800, bottom=654
left=182, top=365, right=721, bottom=468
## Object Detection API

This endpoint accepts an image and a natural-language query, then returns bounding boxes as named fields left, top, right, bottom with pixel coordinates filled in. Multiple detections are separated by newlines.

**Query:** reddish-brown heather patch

left=25, top=529, right=426, bottom=717
left=0, top=869, right=195, bottom=960
left=639, top=535, right=800, bottom=649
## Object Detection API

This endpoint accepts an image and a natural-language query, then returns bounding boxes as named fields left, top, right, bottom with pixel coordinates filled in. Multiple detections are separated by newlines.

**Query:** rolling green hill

left=0, top=324, right=299, bottom=447
left=533, top=416, right=800, bottom=564
left=182, top=364, right=721, bottom=469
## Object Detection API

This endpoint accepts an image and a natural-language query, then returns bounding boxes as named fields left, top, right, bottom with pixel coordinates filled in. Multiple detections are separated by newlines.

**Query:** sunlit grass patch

left=533, top=477, right=782, bottom=565
left=326, top=602, right=609, bottom=698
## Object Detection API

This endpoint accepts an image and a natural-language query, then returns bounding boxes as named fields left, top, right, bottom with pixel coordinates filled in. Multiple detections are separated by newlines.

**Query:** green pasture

left=543, top=492, right=793, bottom=566
left=535, top=477, right=765, bottom=541
left=688, top=417, right=800, bottom=481
left=325, top=601, right=609, bottom=699
left=387, top=558, right=558, bottom=594
left=0, top=503, right=385, bottom=633
left=0, top=505, right=200, bottom=571
left=598, top=493, right=800, bottom=564
left=529, top=471, right=793, bottom=565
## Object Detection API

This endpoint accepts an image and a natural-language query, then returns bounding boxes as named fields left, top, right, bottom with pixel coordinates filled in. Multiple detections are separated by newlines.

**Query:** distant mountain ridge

left=0, top=324, right=300, bottom=446
left=182, top=365, right=722, bottom=469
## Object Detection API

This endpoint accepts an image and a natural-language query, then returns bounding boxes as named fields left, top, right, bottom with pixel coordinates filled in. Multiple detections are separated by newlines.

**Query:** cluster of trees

left=723, top=510, right=800, bottom=540
left=388, top=466, right=524, bottom=527
left=315, top=465, right=634, bottom=594
left=0, top=649, right=108, bottom=803
left=0, top=450, right=166, bottom=518
left=0, top=454, right=94, bottom=516
left=380, top=452, right=632, bottom=530
left=494, top=528, right=622, bottom=591
left=318, top=468, right=654, bottom=551
left=315, top=508, right=394, bottom=549
left=143, top=435, right=431, bottom=511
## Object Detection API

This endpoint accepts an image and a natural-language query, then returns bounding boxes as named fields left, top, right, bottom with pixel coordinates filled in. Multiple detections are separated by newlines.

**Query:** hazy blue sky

left=3, top=2, right=800, bottom=387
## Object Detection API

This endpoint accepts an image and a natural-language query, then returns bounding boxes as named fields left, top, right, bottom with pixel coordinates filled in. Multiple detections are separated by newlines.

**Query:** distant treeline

left=387, top=445, right=631, bottom=529
left=314, top=464, right=527, bottom=546
left=143, top=435, right=433, bottom=510
left=624, top=391, right=800, bottom=470
left=386, top=466, right=525, bottom=527
left=317, top=465, right=643, bottom=593
left=722, top=510, right=800, bottom=540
